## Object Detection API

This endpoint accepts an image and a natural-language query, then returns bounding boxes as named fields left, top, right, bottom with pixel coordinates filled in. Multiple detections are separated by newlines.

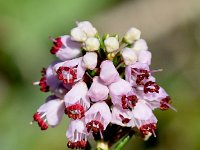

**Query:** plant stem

left=114, top=133, right=133, bottom=150
left=97, top=141, right=109, bottom=150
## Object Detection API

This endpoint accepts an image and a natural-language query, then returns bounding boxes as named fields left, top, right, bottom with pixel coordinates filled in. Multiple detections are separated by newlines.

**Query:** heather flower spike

left=32, top=21, right=176, bottom=149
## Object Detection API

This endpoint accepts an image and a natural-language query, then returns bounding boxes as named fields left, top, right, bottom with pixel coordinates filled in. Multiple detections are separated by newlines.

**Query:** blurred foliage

left=0, top=0, right=200, bottom=150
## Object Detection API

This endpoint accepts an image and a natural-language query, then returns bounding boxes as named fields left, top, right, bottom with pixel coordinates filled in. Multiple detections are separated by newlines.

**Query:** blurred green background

left=0, top=0, right=200, bottom=149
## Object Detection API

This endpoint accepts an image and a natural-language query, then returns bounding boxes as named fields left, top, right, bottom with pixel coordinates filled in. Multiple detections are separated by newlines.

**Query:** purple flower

left=85, top=101, right=111, bottom=134
left=64, top=81, right=90, bottom=119
left=50, top=35, right=82, bottom=61
left=54, top=57, right=86, bottom=85
left=32, top=95, right=65, bottom=130
left=109, top=79, right=138, bottom=110
left=87, top=76, right=109, bottom=102
left=66, top=119, right=87, bottom=149
left=100, top=60, right=120, bottom=85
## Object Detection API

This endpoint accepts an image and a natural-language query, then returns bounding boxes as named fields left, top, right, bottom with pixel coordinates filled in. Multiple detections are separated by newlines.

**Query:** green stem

left=114, top=134, right=133, bottom=150
left=97, top=141, right=109, bottom=150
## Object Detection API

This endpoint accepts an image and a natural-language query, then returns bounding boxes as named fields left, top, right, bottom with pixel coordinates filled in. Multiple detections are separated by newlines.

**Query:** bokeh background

left=0, top=0, right=200, bottom=149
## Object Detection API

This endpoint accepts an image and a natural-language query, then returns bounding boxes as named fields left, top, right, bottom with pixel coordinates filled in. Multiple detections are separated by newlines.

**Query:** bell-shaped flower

left=132, top=39, right=148, bottom=54
left=66, top=119, right=88, bottom=149
left=109, top=79, right=138, bottom=110
left=125, top=62, right=150, bottom=87
left=87, top=76, right=109, bottom=102
left=121, top=47, right=137, bottom=65
left=50, top=35, right=82, bottom=61
left=64, top=82, right=90, bottom=119
left=71, top=27, right=87, bottom=42
left=104, top=37, right=119, bottom=53
left=132, top=100, right=157, bottom=137
left=84, top=37, right=100, bottom=51
left=85, top=101, right=111, bottom=134
left=111, top=106, right=135, bottom=127
left=77, top=21, right=97, bottom=37
left=82, top=52, right=98, bottom=70
left=32, top=95, right=65, bottom=130
left=138, top=50, right=152, bottom=65
left=100, top=60, right=120, bottom=85
left=123, top=27, right=141, bottom=44
left=54, top=57, right=86, bottom=85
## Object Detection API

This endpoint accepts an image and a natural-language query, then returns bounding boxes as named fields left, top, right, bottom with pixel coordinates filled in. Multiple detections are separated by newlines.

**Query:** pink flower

left=85, top=102, right=111, bottom=134
left=111, top=106, right=135, bottom=127
left=100, top=60, right=120, bottom=85
left=109, top=79, right=138, bottom=110
left=138, top=50, right=152, bottom=65
left=66, top=119, right=87, bottom=149
left=64, top=82, right=90, bottom=119
left=50, top=35, right=82, bottom=61
left=32, top=95, right=65, bottom=130
left=54, top=57, right=86, bottom=85
left=77, top=21, right=97, bottom=37
left=82, top=52, right=98, bottom=70
left=87, top=76, right=109, bottom=102
left=132, top=100, right=157, bottom=137
left=125, top=62, right=150, bottom=87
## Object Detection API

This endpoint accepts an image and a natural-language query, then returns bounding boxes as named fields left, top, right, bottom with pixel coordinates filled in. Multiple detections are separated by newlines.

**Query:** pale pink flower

left=66, top=119, right=87, bottom=149
left=100, top=60, right=120, bottom=85
left=82, top=52, right=98, bottom=70
left=85, top=102, right=111, bottom=134
left=32, top=95, right=65, bottom=130
left=132, top=39, right=148, bottom=54
left=87, top=76, right=109, bottom=102
left=111, top=106, right=135, bottom=127
left=138, top=50, right=152, bottom=65
left=54, top=57, right=86, bottom=85
left=77, top=21, right=97, bottom=37
left=50, top=35, right=82, bottom=61
left=109, top=79, right=138, bottom=110
left=64, top=82, right=90, bottom=119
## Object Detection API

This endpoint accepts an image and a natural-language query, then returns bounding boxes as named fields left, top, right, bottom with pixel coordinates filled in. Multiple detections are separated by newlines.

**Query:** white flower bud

left=85, top=37, right=100, bottom=51
left=124, top=27, right=141, bottom=44
left=77, top=21, right=97, bottom=37
left=138, top=50, right=152, bottom=65
left=104, top=37, right=119, bottom=53
left=82, top=52, right=98, bottom=70
left=70, top=27, right=87, bottom=42
left=121, top=47, right=137, bottom=65
left=132, top=39, right=148, bottom=53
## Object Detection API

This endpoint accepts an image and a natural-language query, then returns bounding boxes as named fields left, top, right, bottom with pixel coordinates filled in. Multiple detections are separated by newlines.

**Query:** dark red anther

left=56, top=66, right=77, bottom=84
left=121, top=94, right=138, bottom=109
left=50, top=37, right=63, bottom=54
left=140, top=123, right=157, bottom=137
left=33, top=112, right=41, bottom=121
left=40, top=121, right=48, bottom=130
left=65, top=104, right=85, bottom=119
left=119, top=114, right=131, bottom=124
left=160, top=96, right=171, bottom=110
left=67, top=140, right=87, bottom=149
left=86, top=120, right=104, bottom=133
left=131, top=68, right=150, bottom=85
left=144, top=81, right=160, bottom=94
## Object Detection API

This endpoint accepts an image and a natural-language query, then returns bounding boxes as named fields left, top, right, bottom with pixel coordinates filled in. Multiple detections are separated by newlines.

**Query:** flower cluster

left=32, top=21, right=175, bottom=149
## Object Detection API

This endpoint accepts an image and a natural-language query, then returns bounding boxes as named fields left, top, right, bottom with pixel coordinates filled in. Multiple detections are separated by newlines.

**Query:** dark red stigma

left=121, top=95, right=138, bottom=110
left=86, top=120, right=104, bottom=133
left=65, top=104, right=85, bottom=119
left=144, top=81, right=160, bottom=94
left=33, top=112, right=48, bottom=130
left=50, top=37, right=63, bottom=54
left=140, top=123, right=157, bottom=137
left=160, top=96, right=171, bottom=110
left=56, top=66, right=77, bottom=84
left=119, top=114, right=130, bottom=124
left=67, top=140, right=87, bottom=149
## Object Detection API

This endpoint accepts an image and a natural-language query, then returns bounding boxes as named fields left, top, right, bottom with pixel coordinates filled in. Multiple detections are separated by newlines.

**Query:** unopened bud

left=104, top=37, right=119, bottom=53
left=121, top=47, right=137, bottom=65
left=71, top=27, right=87, bottom=42
left=124, top=27, right=141, bottom=44
left=85, top=37, right=100, bottom=51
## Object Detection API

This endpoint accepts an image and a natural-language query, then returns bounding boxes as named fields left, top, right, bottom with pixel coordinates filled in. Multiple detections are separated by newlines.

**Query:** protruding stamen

left=32, top=112, right=48, bottom=130
left=50, top=37, right=63, bottom=54
left=140, top=123, right=157, bottom=137
left=121, top=95, right=138, bottom=110
left=144, top=81, right=159, bottom=94
left=67, top=140, right=87, bottom=149
left=86, top=120, right=104, bottom=133
left=119, top=114, right=131, bottom=124
left=160, top=96, right=177, bottom=111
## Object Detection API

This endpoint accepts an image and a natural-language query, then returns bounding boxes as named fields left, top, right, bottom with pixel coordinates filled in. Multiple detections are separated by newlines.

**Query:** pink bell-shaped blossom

left=66, top=119, right=88, bottom=149
left=87, top=76, right=109, bottom=102
left=100, top=60, right=120, bottom=85
left=125, top=62, right=150, bottom=87
left=132, top=100, right=157, bottom=137
left=54, top=57, right=86, bottom=85
left=111, top=106, right=135, bottom=127
left=109, top=79, right=138, bottom=110
left=50, top=35, right=82, bottom=61
left=64, top=82, right=90, bottom=120
left=85, top=102, right=111, bottom=134
left=32, top=95, right=65, bottom=130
